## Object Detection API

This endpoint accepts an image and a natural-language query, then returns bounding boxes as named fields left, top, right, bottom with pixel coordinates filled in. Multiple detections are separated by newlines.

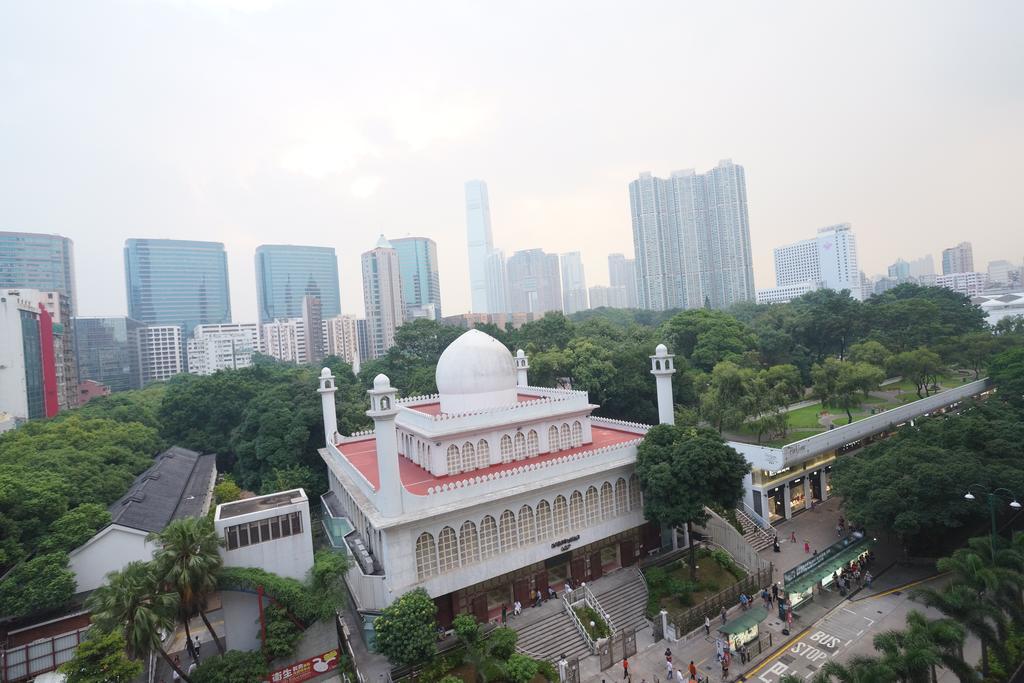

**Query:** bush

left=644, top=566, right=669, bottom=591
left=418, top=652, right=464, bottom=683
left=506, top=653, right=539, bottom=683
left=452, top=613, right=480, bottom=646
left=699, top=579, right=721, bottom=593
left=0, top=552, right=76, bottom=618
left=437, top=676, right=463, bottom=683
left=487, top=627, right=518, bottom=660
left=667, top=577, right=697, bottom=606
left=213, top=477, right=242, bottom=504
left=261, top=605, right=302, bottom=660
left=191, top=649, right=269, bottom=683
left=218, top=566, right=321, bottom=624
left=537, top=659, right=559, bottom=682
left=710, top=548, right=744, bottom=580
left=573, top=606, right=611, bottom=640
left=373, top=588, right=438, bottom=667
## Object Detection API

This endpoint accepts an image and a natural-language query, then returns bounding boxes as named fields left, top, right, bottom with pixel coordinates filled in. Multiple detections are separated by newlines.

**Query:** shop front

left=783, top=534, right=875, bottom=610
left=788, top=476, right=806, bottom=514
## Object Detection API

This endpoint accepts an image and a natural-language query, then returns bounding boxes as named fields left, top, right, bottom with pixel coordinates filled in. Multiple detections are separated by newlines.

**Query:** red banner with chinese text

left=263, top=648, right=340, bottom=683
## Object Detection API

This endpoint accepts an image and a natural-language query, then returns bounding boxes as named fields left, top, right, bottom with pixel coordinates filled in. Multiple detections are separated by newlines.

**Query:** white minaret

left=367, top=373, right=402, bottom=517
left=650, top=343, right=676, bottom=425
left=318, top=367, right=338, bottom=445
left=515, top=348, right=530, bottom=387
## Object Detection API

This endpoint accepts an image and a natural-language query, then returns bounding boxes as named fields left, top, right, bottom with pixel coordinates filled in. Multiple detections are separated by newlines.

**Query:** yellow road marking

left=857, top=573, right=946, bottom=601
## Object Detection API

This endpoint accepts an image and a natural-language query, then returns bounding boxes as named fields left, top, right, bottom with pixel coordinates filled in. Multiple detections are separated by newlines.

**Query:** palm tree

left=912, top=584, right=1006, bottom=679
left=904, top=611, right=977, bottom=683
left=810, top=655, right=897, bottom=682
left=149, top=516, right=226, bottom=654
left=871, top=611, right=975, bottom=683
left=87, top=561, right=192, bottom=683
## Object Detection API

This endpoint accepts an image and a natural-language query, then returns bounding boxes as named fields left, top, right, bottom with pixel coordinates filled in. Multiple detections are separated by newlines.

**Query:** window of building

left=600, top=482, right=614, bottom=519
left=438, top=526, right=459, bottom=573
left=560, top=423, right=571, bottom=448
left=615, top=477, right=628, bottom=515
left=480, top=515, right=499, bottom=559
left=461, top=442, right=476, bottom=473
left=498, top=510, right=518, bottom=550
left=572, top=421, right=583, bottom=447
left=629, top=473, right=642, bottom=510
left=536, top=500, right=553, bottom=540
left=553, top=496, right=568, bottom=534
left=514, top=432, right=526, bottom=460
left=527, top=430, right=539, bottom=457
left=476, top=439, right=490, bottom=469
left=500, top=435, right=513, bottom=463
left=225, top=511, right=302, bottom=550
left=459, top=521, right=480, bottom=565
left=517, top=505, right=536, bottom=545
left=447, top=444, right=460, bottom=475
left=548, top=425, right=560, bottom=452
left=569, top=491, right=584, bottom=529
left=415, top=532, right=438, bottom=580
left=585, top=486, right=599, bottom=525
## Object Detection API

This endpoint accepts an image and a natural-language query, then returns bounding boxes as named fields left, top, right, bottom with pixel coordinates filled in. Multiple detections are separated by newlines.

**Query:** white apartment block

left=138, top=326, right=183, bottom=384
left=560, top=252, right=589, bottom=315
left=261, top=318, right=306, bottom=364
left=772, top=223, right=862, bottom=300
left=324, top=314, right=360, bottom=366
left=987, top=260, right=1018, bottom=288
left=186, top=323, right=259, bottom=375
left=935, top=272, right=985, bottom=298
left=362, top=236, right=405, bottom=359
left=588, top=285, right=628, bottom=309
left=756, top=281, right=821, bottom=305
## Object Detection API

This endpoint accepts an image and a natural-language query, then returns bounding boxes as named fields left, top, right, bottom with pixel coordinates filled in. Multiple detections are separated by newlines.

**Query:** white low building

left=187, top=323, right=260, bottom=375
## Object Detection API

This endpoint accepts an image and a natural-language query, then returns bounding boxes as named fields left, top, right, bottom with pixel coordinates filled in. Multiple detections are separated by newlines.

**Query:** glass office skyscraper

left=124, top=239, right=232, bottom=339
left=74, top=316, right=143, bottom=392
left=0, top=231, right=77, bottom=312
left=254, top=245, right=341, bottom=324
left=391, top=237, right=441, bottom=320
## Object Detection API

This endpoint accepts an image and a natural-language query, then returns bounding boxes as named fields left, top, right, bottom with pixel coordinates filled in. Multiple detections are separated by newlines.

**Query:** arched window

left=527, top=430, right=539, bottom=457
left=553, top=496, right=569, bottom=534
left=615, top=477, right=628, bottom=515
left=476, top=439, right=490, bottom=469
left=500, top=435, right=513, bottom=463
left=514, top=432, right=527, bottom=460
left=438, top=527, right=459, bottom=572
left=518, top=505, right=536, bottom=545
left=536, top=500, right=553, bottom=541
left=498, top=510, right=518, bottom=550
left=600, top=482, right=614, bottom=519
left=548, top=425, right=560, bottom=452
left=480, top=516, right=499, bottom=559
left=561, top=423, right=571, bottom=448
left=629, top=473, right=642, bottom=511
left=572, top=421, right=583, bottom=447
left=446, top=444, right=460, bottom=475
left=585, top=486, right=599, bottom=525
left=459, top=521, right=480, bottom=566
left=461, top=442, right=476, bottom=472
left=569, top=491, right=584, bottom=529
left=415, top=532, right=437, bottom=580
left=380, top=397, right=390, bottom=410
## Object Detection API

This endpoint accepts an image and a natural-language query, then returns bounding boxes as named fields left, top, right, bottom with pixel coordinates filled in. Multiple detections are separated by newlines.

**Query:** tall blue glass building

left=124, top=239, right=231, bottom=339
left=0, top=231, right=77, bottom=312
left=255, top=245, right=341, bottom=324
left=74, top=316, right=143, bottom=392
left=391, top=237, right=441, bottom=319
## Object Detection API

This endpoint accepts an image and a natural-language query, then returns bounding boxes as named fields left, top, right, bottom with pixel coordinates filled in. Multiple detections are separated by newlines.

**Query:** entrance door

left=809, top=471, right=822, bottom=501
left=570, top=557, right=586, bottom=585
left=513, top=579, right=530, bottom=606
left=471, top=594, right=488, bottom=623
left=619, top=539, right=636, bottom=567
left=642, top=521, right=661, bottom=554
left=534, top=571, right=548, bottom=599
left=589, top=551, right=603, bottom=581
left=434, top=594, right=453, bottom=629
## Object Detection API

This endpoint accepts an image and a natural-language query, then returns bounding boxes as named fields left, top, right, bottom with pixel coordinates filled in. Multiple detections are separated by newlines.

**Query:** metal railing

left=740, top=502, right=773, bottom=531
left=581, top=583, right=615, bottom=636
left=562, top=592, right=599, bottom=654
left=736, top=506, right=774, bottom=549
left=667, top=564, right=774, bottom=638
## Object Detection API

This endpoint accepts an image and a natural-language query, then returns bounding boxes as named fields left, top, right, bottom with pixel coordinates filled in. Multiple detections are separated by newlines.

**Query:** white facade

left=935, top=271, right=985, bottom=298
left=186, top=323, right=259, bottom=375
left=607, top=254, right=638, bottom=308
left=773, top=223, right=861, bottom=299
left=559, top=252, right=588, bottom=315
left=484, top=250, right=510, bottom=316
left=588, top=285, right=628, bottom=309
left=973, top=291, right=1024, bottom=325
left=138, top=325, right=183, bottom=384
left=261, top=318, right=305, bottom=363
left=324, top=314, right=360, bottom=366
left=361, top=236, right=404, bottom=359
left=0, top=292, right=37, bottom=420
left=756, top=281, right=821, bottom=305
left=68, top=525, right=156, bottom=594
left=942, top=242, right=974, bottom=275
left=987, top=260, right=1017, bottom=287
left=465, top=180, right=495, bottom=313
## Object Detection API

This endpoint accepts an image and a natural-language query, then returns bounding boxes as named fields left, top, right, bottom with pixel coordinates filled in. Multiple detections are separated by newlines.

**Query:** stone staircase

left=591, top=568, right=650, bottom=635
left=735, top=508, right=774, bottom=552
left=514, top=607, right=592, bottom=663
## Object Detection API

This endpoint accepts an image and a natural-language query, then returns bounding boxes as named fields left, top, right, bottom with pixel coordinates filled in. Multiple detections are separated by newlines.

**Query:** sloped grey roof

left=108, top=446, right=217, bottom=533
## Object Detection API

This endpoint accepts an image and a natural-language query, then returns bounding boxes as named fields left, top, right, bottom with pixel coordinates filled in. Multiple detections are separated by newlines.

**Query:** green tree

left=0, top=552, right=76, bottom=618
left=660, top=309, right=758, bottom=372
left=789, top=288, right=863, bottom=361
left=636, top=424, right=749, bottom=579
left=912, top=584, right=1005, bottom=680
left=990, top=347, right=1024, bottom=408
left=887, top=349, right=944, bottom=398
left=699, top=361, right=750, bottom=433
left=38, top=503, right=112, bottom=553
left=190, top=649, right=269, bottom=683
left=812, top=359, right=884, bottom=422
left=847, top=340, right=892, bottom=369
left=261, top=604, right=302, bottom=659
left=810, top=656, right=896, bottom=682
left=307, top=549, right=351, bottom=615
left=87, top=561, right=190, bottom=682
left=149, top=517, right=226, bottom=654
left=60, top=629, right=142, bottom=683
left=871, top=611, right=972, bottom=683
left=505, top=653, right=539, bottom=683
left=373, top=588, right=437, bottom=666
left=212, top=477, right=242, bottom=504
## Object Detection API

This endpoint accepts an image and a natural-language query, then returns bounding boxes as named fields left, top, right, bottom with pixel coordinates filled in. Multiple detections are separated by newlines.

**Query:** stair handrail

left=580, top=583, right=615, bottom=636
left=562, top=590, right=599, bottom=654
left=740, top=502, right=773, bottom=531
left=736, top=506, right=774, bottom=549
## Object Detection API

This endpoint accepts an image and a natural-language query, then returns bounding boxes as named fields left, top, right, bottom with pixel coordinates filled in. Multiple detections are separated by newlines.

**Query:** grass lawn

left=647, top=551, right=746, bottom=615
left=786, top=403, right=827, bottom=428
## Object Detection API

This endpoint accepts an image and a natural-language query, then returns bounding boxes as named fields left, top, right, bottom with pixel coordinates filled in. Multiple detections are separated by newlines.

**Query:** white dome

left=436, top=329, right=517, bottom=413
left=655, top=343, right=668, bottom=357
left=373, top=373, right=391, bottom=390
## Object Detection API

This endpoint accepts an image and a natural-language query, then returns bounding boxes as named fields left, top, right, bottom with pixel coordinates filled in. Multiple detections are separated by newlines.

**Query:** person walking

left=715, top=637, right=724, bottom=662
left=193, top=636, right=201, bottom=661
left=171, top=655, right=181, bottom=682
left=501, top=603, right=508, bottom=625
left=665, top=658, right=674, bottom=680
left=704, top=615, right=710, bottom=636
left=789, top=530, right=797, bottom=544
left=803, top=540, right=810, bottom=554
left=623, top=657, right=629, bottom=680
left=771, top=583, right=779, bottom=603
left=688, top=661, right=697, bottom=679
left=720, top=606, right=727, bottom=625
left=773, top=535, right=780, bottom=553
left=739, top=592, right=748, bottom=611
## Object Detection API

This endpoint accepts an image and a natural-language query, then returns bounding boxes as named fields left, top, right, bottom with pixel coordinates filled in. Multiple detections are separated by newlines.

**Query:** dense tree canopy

left=373, top=588, right=438, bottom=666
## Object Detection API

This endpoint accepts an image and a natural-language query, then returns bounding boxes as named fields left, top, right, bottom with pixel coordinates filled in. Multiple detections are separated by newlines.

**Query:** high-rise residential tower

left=465, top=180, right=494, bottom=313
left=124, top=239, right=232, bottom=340
left=0, top=231, right=78, bottom=313
left=559, top=252, right=588, bottom=315
left=254, top=245, right=341, bottom=325
left=391, top=237, right=442, bottom=320
left=941, top=242, right=974, bottom=275
left=485, top=250, right=510, bottom=315
left=629, top=160, right=755, bottom=311
left=361, top=236, right=405, bottom=359
left=607, top=254, right=637, bottom=308
left=506, top=249, right=562, bottom=315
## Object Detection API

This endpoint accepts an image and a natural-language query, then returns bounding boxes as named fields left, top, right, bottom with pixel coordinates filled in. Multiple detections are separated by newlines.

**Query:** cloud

left=350, top=175, right=381, bottom=199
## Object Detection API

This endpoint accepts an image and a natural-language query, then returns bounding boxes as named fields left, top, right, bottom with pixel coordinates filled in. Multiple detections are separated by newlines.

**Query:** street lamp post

left=964, top=484, right=1022, bottom=556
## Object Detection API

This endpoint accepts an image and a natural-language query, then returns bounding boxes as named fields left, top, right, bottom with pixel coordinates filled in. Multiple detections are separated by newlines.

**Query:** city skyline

left=2, top=2, right=1022, bottom=319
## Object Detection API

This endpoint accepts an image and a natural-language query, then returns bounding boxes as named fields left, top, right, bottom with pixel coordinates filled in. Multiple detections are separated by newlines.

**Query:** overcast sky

left=2, top=0, right=1022, bottom=319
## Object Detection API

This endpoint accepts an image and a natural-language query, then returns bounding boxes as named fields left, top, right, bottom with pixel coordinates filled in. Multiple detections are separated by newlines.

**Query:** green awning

left=718, top=606, right=768, bottom=634
left=785, top=539, right=875, bottom=595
